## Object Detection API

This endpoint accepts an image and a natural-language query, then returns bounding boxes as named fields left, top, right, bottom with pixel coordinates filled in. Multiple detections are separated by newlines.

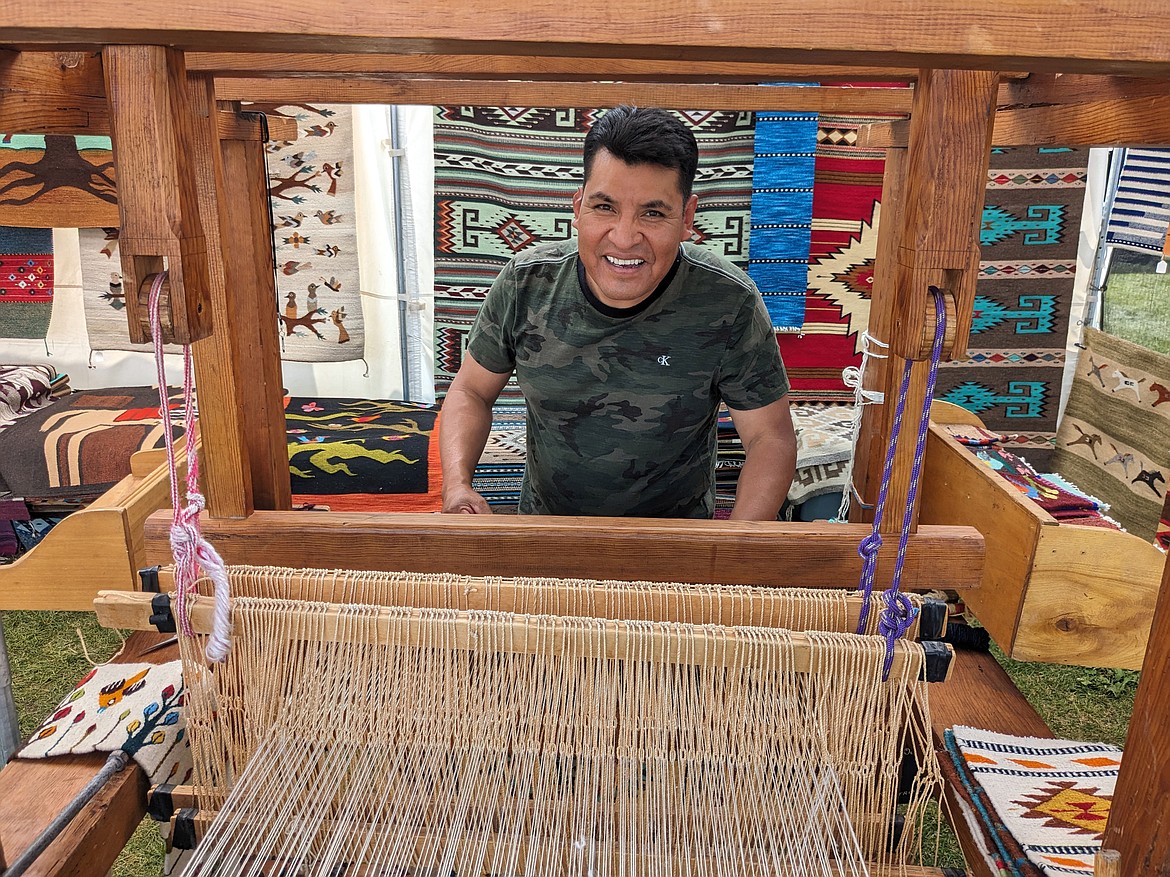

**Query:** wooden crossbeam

left=860, top=93, right=1170, bottom=148
left=188, top=51, right=920, bottom=82
left=142, top=511, right=984, bottom=591
left=213, top=77, right=913, bottom=113
left=3, top=2, right=1170, bottom=74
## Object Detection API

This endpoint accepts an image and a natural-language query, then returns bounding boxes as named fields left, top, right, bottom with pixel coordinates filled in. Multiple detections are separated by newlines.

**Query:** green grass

left=1102, top=255, right=1170, bottom=356
left=3, top=608, right=1139, bottom=875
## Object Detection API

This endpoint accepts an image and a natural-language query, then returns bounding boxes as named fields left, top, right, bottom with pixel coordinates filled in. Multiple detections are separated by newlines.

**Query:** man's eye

left=644, top=210, right=664, bottom=219
left=594, top=203, right=614, bottom=212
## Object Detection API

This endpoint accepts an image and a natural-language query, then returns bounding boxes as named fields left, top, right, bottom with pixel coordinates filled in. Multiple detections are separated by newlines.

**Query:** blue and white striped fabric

left=747, top=106, right=818, bottom=330
left=1105, top=148, right=1170, bottom=254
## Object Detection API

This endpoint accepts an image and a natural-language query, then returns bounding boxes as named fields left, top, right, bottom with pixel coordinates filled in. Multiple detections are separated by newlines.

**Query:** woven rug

left=747, top=109, right=818, bottom=330
left=1051, top=327, right=1170, bottom=541
left=0, top=385, right=176, bottom=503
left=0, top=225, right=53, bottom=339
left=948, top=726, right=1120, bottom=877
left=0, top=133, right=118, bottom=229
left=1105, top=148, right=1170, bottom=254
left=285, top=396, right=442, bottom=512
left=432, top=106, right=755, bottom=403
left=258, top=103, right=364, bottom=361
left=778, top=110, right=889, bottom=400
left=937, top=147, right=1089, bottom=469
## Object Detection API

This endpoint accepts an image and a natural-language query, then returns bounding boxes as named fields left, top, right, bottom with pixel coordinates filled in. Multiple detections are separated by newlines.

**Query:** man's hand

left=442, top=483, right=493, bottom=514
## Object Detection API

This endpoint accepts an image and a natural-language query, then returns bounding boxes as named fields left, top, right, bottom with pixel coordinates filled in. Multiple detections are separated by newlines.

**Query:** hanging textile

left=938, top=146, right=1090, bottom=469
left=746, top=108, right=818, bottom=331
left=1105, top=148, right=1170, bottom=255
left=0, top=225, right=54, bottom=339
left=432, top=106, right=754, bottom=402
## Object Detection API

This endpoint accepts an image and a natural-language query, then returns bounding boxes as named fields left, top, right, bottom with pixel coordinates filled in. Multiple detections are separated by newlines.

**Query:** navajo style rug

left=777, top=110, right=889, bottom=400
left=0, top=225, right=53, bottom=339
left=947, top=726, right=1119, bottom=877
left=1105, top=148, right=1170, bottom=255
left=432, top=106, right=755, bottom=403
left=938, top=147, right=1089, bottom=469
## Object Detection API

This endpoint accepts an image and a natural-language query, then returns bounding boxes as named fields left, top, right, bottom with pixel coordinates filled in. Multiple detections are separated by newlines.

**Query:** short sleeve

left=465, top=261, right=519, bottom=375
left=716, top=293, right=790, bottom=410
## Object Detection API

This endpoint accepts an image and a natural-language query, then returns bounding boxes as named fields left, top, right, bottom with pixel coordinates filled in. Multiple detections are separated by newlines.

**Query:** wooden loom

left=0, top=4, right=1169, bottom=874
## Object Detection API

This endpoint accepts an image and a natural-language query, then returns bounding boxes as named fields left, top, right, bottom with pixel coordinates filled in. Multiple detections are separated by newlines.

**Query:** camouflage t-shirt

left=466, top=240, right=789, bottom=518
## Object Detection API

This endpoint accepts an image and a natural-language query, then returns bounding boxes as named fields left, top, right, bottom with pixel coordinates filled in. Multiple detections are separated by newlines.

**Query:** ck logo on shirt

left=657, top=355, right=671, bottom=366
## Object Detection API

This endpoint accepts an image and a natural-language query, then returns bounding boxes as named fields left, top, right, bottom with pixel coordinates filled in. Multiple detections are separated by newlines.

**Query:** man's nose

left=608, top=213, right=641, bottom=247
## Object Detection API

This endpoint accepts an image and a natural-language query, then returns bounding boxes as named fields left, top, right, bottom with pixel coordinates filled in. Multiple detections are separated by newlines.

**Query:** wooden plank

left=141, top=510, right=984, bottom=591
left=0, top=632, right=176, bottom=877
left=929, top=649, right=1052, bottom=744
left=861, top=93, right=1170, bottom=147
left=0, top=49, right=104, bottom=97
left=189, top=51, right=920, bottom=82
left=5, top=2, right=1170, bottom=74
left=918, top=424, right=1042, bottom=652
left=205, top=102, right=293, bottom=513
left=1012, top=523, right=1164, bottom=670
left=213, top=78, right=913, bottom=113
left=101, top=44, right=212, bottom=345
left=1000, top=73, right=1170, bottom=108
left=891, top=69, right=997, bottom=362
left=1103, top=551, right=1170, bottom=873
left=990, top=94, right=1170, bottom=147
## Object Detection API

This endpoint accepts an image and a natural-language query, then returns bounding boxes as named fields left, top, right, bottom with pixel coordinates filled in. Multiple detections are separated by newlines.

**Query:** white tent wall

left=0, top=105, right=435, bottom=403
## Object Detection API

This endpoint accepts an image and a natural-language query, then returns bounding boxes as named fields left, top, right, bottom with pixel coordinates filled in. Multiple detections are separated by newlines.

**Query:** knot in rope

left=878, top=590, right=917, bottom=640
left=857, top=531, right=882, bottom=562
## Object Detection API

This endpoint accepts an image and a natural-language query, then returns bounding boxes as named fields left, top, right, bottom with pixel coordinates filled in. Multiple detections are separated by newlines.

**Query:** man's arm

left=726, top=397, right=797, bottom=521
left=440, top=353, right=512, bottom=513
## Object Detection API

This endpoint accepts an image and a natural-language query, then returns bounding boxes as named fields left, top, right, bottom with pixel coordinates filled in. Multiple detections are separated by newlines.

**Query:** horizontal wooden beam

left=189, top=51, right=920, bottom=83
left=860, top=93, right=1170, bottom=147
left=0, top=88, right=295, bottom=139
left=213, top=77, right=913, bottom=113
left=1000, top=73, right=1170, bottom=108
left=143, top=511, right=984, bottom=591
left=4, top=2, right=1170, bottom=74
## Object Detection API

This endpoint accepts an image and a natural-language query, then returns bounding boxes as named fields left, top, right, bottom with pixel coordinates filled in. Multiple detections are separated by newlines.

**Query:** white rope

left=834, top=331, right=889, bottom=523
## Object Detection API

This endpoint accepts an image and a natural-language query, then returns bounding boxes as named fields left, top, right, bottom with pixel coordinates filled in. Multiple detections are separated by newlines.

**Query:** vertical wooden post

left=102, top=45, right=212, bottom=345
left=1102, top=554, right=1170, bottom=874
left=853, top=70, right=997, bottom=532
left=889, top=68, right=999, bottom=363
left=186, top=76, right=290, bottom=516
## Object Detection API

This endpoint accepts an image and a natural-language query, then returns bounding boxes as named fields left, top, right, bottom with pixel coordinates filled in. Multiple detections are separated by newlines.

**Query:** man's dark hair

left=583, top=105, right=699, bottom=201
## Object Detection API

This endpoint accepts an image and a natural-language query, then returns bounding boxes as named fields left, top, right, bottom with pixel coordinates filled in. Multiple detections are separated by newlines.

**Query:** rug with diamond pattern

left=947, top=726, right=1119, bottom=877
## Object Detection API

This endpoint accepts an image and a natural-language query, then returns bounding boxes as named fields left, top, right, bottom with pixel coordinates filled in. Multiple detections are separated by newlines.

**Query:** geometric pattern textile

left=1105, top=148, right=1170, bottom=255
left=778, top=110, right=890, bottom=400
left=260, top=103, right=364, bottom=361
left=949, top=725, right=1120, bottom=877
left=938, top=146, right=1089, bottom=469
left=1051, top=327, right=1170, bottom=543
left=0, top=225, right=53, bottom=339
left=20, top=660, right=192, bottom=788
left=433, top=105, right=755, bottom=402
left=747, top=109, right=818, bottom=330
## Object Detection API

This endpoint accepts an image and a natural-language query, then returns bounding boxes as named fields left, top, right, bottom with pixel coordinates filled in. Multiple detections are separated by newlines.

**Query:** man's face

left=572, top=149, right=697, bottom=309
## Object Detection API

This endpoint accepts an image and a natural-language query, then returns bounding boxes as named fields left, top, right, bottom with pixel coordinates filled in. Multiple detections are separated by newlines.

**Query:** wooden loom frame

left=1, top=3, right=1169, bottom=873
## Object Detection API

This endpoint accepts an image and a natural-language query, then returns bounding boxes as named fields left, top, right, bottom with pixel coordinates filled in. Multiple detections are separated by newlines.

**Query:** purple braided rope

left=856, top=287, right=949, bottom=679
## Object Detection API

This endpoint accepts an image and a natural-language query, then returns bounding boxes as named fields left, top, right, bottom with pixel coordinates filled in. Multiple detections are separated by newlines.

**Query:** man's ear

left=571, top=187, right=583, bottom=227
left=680, top=193, right=699, bottom=242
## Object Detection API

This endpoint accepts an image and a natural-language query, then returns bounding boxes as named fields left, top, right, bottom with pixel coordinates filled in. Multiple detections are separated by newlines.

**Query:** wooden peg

left=1093, top=849, right=1121, bottom=877
left=889, top=68, right=999, bottom=362
left=102, top=45, right=212, bottom=345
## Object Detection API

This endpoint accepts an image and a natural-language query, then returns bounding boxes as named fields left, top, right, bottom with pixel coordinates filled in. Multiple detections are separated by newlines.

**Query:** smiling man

left=440, top=105, right=796, bottom=519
